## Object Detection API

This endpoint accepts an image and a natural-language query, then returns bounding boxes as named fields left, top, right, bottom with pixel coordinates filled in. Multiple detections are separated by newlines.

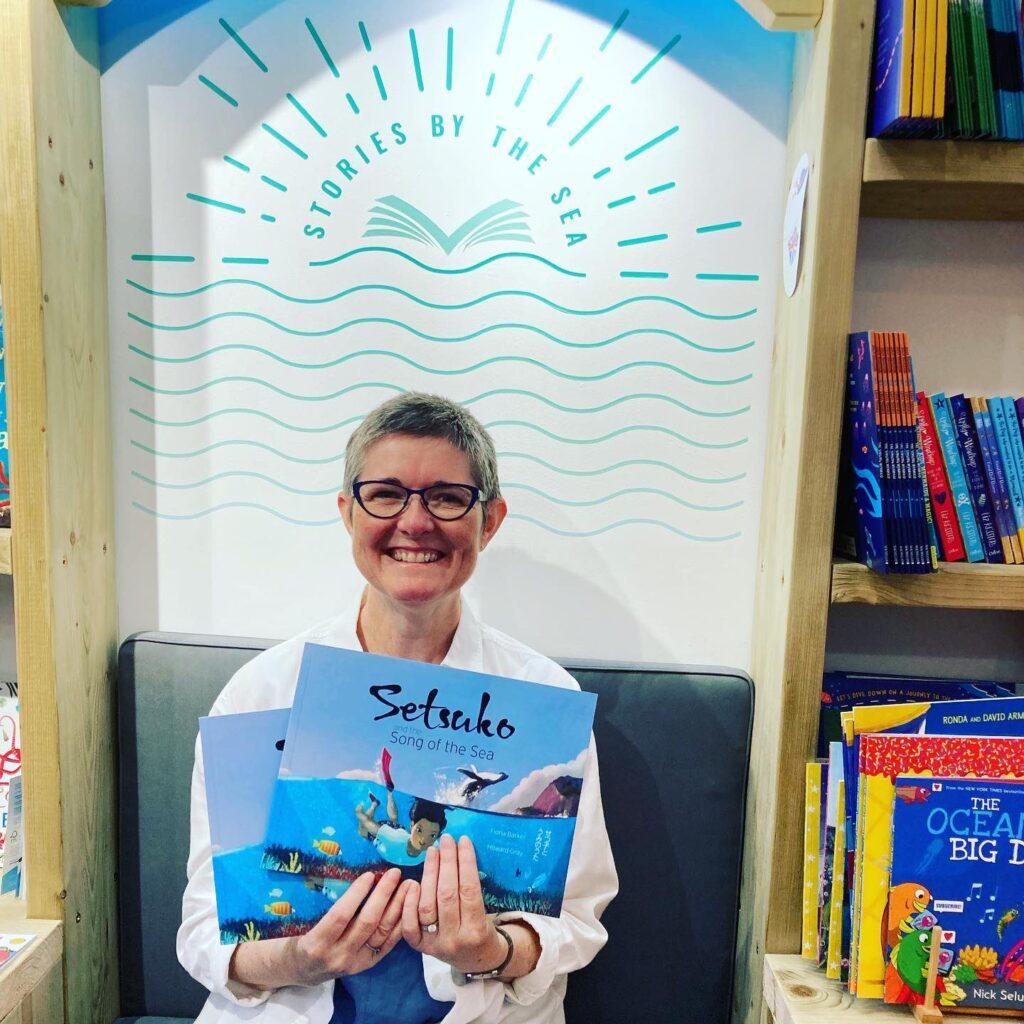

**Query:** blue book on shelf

left=844, top=334, right=887, bottom=572
left=990, top=396, right=1024, bottom=537
left=263, top=645, right=597, bottom=917
left=200, top=708, right=334, bottom=943
left=887, top=777, right=1024, bottom=1010
left=975, top=402, right=1018, bottom=560
left=870, top=0, right=915, bottom=136
left=949, top=394, right=1002, bottom=562
left=931, top=394, right=985, bottom=561
left=1000, top=396, right=1024, bottom=532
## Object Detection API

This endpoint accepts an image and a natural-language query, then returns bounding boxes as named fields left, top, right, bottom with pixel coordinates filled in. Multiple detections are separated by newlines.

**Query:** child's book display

left=203, top=645, right=597, bottom=943
left=262, top=645, right=596, bottom=920
left=887, top=777, right=1024, bottom=1011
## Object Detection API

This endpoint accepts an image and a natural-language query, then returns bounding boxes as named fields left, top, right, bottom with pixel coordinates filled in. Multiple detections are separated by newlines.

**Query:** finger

left=436, top=834, right=461, bottom=934
left=418, top=846, right=440, bottom=928
left=313, top=872, right=377, bottom=944
left=364, top=878, right=414, bottom=952
left=378, top=914, right=405, bottom=959
left=343, top=868, right=403, bottom=949
left=403, top=880, right=426, bottom=950
left=457, top=836, right=487, bottom=922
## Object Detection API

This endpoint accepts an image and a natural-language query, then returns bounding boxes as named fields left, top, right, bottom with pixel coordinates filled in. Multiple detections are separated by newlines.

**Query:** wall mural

left=100, top=0, right=793, bottom=666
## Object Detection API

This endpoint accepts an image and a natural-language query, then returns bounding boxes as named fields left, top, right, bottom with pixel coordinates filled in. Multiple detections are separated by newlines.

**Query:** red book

left=916, top=391, right=966, bottom=561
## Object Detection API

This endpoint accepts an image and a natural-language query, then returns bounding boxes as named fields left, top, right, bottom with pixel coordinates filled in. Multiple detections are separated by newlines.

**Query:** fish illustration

left=883, top=883, right=932, bottom=953
left=268, top=888, right=283, bottom=899
left=997, top=907, right=1020, bottom=941
left=895, top=785, right=932, bottom=805
left=322, top=826, right=336, bottom=837
left=457, top=766, right=509, bottom=802
left=265, top=901, right=293, bottom=917
left=312, top=838, right=341, bottom=857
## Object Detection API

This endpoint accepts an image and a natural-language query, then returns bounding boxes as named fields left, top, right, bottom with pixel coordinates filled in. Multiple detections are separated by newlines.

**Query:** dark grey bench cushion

left=118, top=634, right=752, bottom=1024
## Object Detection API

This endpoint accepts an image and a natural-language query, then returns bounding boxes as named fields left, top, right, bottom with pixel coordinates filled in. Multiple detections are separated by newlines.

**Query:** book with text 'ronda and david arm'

left=854, top=733, right=1024, bottom=1000
left=200, top=708, right=333, bottom=943
left=886, top=777, right=1024, bottom=1010
left=263, top=645, right=597, bottom=918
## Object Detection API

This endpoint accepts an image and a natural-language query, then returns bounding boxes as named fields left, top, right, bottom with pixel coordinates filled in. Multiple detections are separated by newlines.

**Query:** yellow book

left=802, top=761, right=824, bottom=959
left=912, top=0, right=928, bottom=117
left=825, top=781, right=846, bottom=980
left=922, top=0, right=937, bottom=119
left=934, top=0, right=949, bottom=118
left=900, top=0, right=917, bottom=119
left=855, top=733, right=1024, bottom=1000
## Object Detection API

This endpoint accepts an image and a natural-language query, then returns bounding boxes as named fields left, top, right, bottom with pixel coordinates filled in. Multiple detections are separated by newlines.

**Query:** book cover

left=0, top=679, right=20, bottom=874
left=263, top=645, right=597, bottom=917
left=935, top=0, right=950, bottom=118
left=918, top=391, right=967, bottom=560
left=855, top=734, right=1024, bottom=999
left=826, top=779, right=848, bottom=980
left=908, top=354, right=940, bottom=567
left=818, top=743, right=844, bottom=967
left=871, top=0, right=917, bottom=135
left=804, top=760, right=826, bottom=959
left=876, top=334, right=903, bottom=569
left=886, top=777, right=1024, bottom=1010
left=1000, top=395, right=1024, bottom=538
left=931, top=393, right=985, bottom=561
left=0, top=775, right=23, bottom=898
left=990, top=395, right=1024, bottom=544
left=0, top=934, right=35, bottom=972
left=949, top=393, right=1003, bottom=562
left=896, top=337, right=932, bottom=570
left=200, top=708, right=334, bottom=943
left=973, top=397, right=1021, bottom=562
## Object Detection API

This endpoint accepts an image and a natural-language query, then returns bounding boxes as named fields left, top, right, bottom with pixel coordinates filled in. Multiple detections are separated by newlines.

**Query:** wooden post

left=912, top=926, right=944, bottom=1024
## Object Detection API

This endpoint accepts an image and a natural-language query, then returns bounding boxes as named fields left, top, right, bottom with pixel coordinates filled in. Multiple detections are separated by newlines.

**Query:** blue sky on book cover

left=888, top=777, right=1024, bottom=1010
left=263, top=645, right=597, bottom=916
left=200, top=708, right=334, bottom=943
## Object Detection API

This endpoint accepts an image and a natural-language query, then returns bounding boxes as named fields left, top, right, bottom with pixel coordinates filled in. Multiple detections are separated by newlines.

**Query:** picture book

left=0, top=679, right=19, bottom=874
left=886, top=777, right=1024, bottom=1010
left=803, top=761, right=825, bottom=958
left=817, top=744, right=844, bottom=966
left=1, top=775, right=23, bottom=898
left=870, top=0, right=916, bottom=135
left=949, top=393, right=1002, bottom=563
left=200, top=708, right=333, bottom=944
left=0, top=933, right=35, bottom=972
left=854, top=734, right=1024, bottom=999
left=931, top=393, right=984, bottom=561
left=263, top=645, right=598, bottom=917
left=826, top=779, right=847, bottom=980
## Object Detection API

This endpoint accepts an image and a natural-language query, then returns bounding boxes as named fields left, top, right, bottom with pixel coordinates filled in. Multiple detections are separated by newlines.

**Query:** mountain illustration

left=363, top=195, right=533, bottom=254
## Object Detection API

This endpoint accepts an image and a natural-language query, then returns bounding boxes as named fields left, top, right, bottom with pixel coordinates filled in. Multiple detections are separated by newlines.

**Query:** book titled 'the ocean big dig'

left=260, top=644, right=597, bottom=926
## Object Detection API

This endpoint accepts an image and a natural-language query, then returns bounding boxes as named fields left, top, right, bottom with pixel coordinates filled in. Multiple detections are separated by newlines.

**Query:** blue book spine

left=1000, top=395, right=1024, bottom=531
left=846, top=334, right=887, bottom=572
left=977, top=405, right=1018, bottom=560
left=990, top=396, right=1024, bottom=535
left=932, top=393, right=985, bottom=561
left=949, top=394, right=1002, bottom=561
left=870, top=0, right=911, bottom=136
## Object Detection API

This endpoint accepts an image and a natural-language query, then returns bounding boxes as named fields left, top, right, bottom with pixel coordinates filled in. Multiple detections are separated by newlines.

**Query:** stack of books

left=202, top=644, right=597, bottom=943
left=869, top=0, right=1024, bottom=139
left=838, top=331, right=1024, bottom=573
left=803, top=669, right=1024, bottom=1012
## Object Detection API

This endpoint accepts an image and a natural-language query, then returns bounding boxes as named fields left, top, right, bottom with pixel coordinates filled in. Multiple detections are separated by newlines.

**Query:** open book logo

left=364, top=195, right=533, bottom=254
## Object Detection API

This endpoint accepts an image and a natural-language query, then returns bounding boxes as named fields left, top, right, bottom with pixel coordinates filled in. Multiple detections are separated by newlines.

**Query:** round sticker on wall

left=783, top=152, right=810, bottom=298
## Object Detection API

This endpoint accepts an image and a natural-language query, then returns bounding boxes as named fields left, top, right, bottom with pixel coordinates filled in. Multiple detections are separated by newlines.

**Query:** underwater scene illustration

left=886, top=776, right=1024, bottom=1010
left=262, top=644, right=597, bottom=917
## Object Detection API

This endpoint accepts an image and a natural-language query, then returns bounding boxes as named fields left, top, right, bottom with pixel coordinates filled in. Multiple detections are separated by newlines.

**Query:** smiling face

left=409, top=817, right=441, bottom=852
left=337, top=433, right=506, bottom=609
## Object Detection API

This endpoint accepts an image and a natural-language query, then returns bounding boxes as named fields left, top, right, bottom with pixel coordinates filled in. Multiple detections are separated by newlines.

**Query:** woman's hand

left=289, top=868, right=410, bottom=984
left=402, top=834, right=530, bottom=976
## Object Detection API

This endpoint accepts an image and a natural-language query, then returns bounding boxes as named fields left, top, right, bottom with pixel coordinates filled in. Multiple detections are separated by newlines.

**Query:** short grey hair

left=343, top=392, right=502, bottom=499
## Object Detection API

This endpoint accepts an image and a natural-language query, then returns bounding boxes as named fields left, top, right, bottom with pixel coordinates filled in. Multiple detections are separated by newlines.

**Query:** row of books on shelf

left=805, top=670, right=1024, bottom=1011
left=838, top=331, right=1024, bottom=574
left=870, top=0, right=1024, bottom=139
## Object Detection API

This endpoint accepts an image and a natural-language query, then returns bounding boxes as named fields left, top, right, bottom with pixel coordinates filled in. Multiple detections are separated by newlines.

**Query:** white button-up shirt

left=178, top=599, right=618, bottom=1024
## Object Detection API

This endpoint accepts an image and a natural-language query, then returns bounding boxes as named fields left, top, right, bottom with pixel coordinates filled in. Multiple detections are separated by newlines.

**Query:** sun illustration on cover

left=118, top=0, right=774, bottom=552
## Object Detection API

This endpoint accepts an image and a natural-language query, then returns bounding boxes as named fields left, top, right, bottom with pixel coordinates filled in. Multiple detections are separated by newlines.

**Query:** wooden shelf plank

left=734, top=0, right=823, bottom=29
left=765, top=954, right=1007, bottom=1024
left=831, top=559, right=1024, bottom=611
left=862, top=139, right=1024, bottom=220
left=0, top=529, right=9, bottom=576
left=0, top=896, right=63, bottom=1021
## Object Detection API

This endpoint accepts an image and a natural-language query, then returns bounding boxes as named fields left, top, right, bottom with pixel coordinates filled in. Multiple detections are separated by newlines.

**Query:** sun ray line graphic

left=305, top=17, right=339, bottom=78
left=223, top=155, right=249, bottom=172
left=624, top=124, right=679, bottom=160
left=547, top=76, right=582, bottom=125
left=198, top=74, right=238, bottom=107
left=285, top=92, right=328, bottom=138
left=260, top=174, right=287, bottom=192
left=631, top=33, right=681, bottom=84
left=409, top=29, right=424, bottom=91
left=697, top=221, right=743, bottom=234
left=599, top=9, right=630, bottom=52
left=446, top=27, right=454, bottom=91
left=218, top=17, right=268, bottom=73
left=260, top=122, right=308, bottom=160
left=568, top=104, right=611, bottom=146
left=185, top=192, right=245, bottom=215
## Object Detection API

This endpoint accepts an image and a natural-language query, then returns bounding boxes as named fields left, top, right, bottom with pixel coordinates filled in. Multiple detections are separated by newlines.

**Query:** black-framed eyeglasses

left=352, top=480, right=482, bottom=521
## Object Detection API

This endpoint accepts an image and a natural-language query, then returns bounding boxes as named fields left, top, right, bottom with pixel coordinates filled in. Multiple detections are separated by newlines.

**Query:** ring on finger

left=366, top=944, right=382, bottom=955
left=423, top=922, right=439, bottom=934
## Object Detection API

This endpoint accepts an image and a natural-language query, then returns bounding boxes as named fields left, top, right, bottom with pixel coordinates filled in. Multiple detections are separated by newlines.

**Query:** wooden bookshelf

left=0, top=895, right=63, bottom=1021
left=0, top=529, right=10, bottom=576
left=736, top=0, right=822, bottom=29
left=764, top=954, right=1004, bottom=1024
left=831, top=558, right=1024, bottom=611
left=861, top=139, right=1024, bottom=220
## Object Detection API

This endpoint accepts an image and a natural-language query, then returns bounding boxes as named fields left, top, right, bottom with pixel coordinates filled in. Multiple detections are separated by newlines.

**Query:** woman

left=178, top=392, right=618, bottom=1024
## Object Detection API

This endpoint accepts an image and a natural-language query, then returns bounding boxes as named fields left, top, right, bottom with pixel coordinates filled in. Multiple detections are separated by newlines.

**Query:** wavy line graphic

left=487, top=420, right=749, bottom=448
left=307, top=245, right=585, bottom=276
left=127, top=379, right=749, bottom=442
left=131, top=501, right=741, bottom=539
left=130, top=470, right=741, bottom=512
left=125, top=279, right=759, bottom=322
left=128, top=345, right=753, bottom=392
left=499, top=451, right=746, bottom=485
left=126, top=312, right=755, bottom=354
left=506, top=513, right=741, bottom=542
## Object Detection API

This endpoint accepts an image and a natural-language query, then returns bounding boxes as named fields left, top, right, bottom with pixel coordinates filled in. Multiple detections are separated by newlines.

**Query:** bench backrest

left=117, top=633, right=752, bottom=1024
